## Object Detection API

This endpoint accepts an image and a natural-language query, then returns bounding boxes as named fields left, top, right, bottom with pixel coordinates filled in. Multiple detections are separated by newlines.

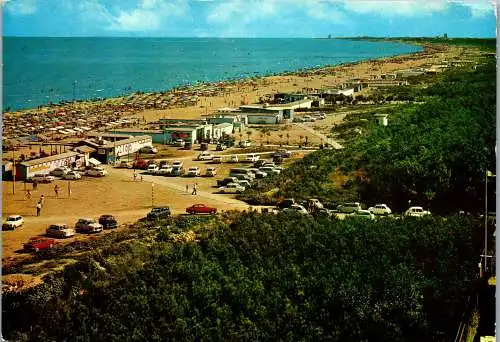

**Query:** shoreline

left=4, top=39, right=428, bottom=115
left=2, top=40, right=469, bottom=129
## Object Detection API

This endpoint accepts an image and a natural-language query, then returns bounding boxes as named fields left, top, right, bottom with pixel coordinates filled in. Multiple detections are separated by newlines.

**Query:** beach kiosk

left=374, top=114, right=389, bottom=126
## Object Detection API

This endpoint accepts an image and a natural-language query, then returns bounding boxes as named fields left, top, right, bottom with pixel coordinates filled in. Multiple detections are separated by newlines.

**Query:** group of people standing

left=26, top=183, right=63, bottom=216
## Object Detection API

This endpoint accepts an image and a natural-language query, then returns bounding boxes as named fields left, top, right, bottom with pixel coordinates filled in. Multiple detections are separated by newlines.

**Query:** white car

left=219, top=183, right=245, bottom=194
left=239, top=140, right=252, bottom=148
left=85, top=168, right=107, bottom=177
left=187, top=167, right=201, bottom=176
left=283, top=204, right=309, bottom=214
left=62, top=171, right=82, bottom=180
left=172, top=160, right=183, bottom=168
left=212, top=156, right=223, bottom=164
left=230, top=155, right=239, bottom=163
left=157, top=165, right=173, bottom=175
left=246, top=154, right=260, bottom=162
left=368, top=204, right=392, bottom=215
left=3, top=215, right=24, bottom=230
left=50, top=167, right=71, bottom=177
left=197, top=152, right=213, bottom=161
left=337, top=202, right=362, bottom=213
left=248, top=168, right=267, bottom=178
left=174, top=139, right=185, bottom=147
left=404, top=206, right=431, bottom=218
left=46, top=224, right=76, bottom=238
left=30, top=174, right=55, bottom=183
left=205, top=167, right=217, bottom=177
left=147, top=164, right=159, bottom=174
left=350, top=210, right=375, bottom=220
left=139, top=146, right=158, bottom=154
left=260, top=166, right=281, bottom=175
left=75, top=218, right=103, bottom=233
left=236, top=179, right=252, bottom=188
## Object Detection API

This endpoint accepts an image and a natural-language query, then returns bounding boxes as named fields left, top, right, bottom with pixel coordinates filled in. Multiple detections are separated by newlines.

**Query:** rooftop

left=20, top=151, right=82, bottom=167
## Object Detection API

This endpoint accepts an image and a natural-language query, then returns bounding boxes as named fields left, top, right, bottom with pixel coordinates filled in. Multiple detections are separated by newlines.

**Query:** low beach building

left=212, top=123, right=234, bottom=139
left=80, top=135, right=152, bottom=164
left=16, top=151, right=85, bottom=180
left=108, top=129, right=171, bottom=145
left=245, top=112, right=282, bottom=124
left=158, top=119, right=213, bottom=142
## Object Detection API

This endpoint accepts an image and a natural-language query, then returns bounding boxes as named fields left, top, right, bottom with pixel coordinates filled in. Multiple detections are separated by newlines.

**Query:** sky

left=2, top=0, right=497, bottom=38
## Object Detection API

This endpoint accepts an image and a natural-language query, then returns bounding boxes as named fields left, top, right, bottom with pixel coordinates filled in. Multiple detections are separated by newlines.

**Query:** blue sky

left=3, top=0, right=497, bottom=38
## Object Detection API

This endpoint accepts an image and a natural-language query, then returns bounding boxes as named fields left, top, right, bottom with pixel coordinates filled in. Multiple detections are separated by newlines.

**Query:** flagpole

left=484, top=171, right=488, bottom=273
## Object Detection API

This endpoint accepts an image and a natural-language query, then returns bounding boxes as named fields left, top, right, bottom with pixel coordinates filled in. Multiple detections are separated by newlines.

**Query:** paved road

left=294, top=123, right=343, bottom=149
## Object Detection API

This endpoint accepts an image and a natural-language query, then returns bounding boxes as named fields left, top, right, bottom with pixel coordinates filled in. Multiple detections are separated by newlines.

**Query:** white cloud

left=451, top=0, right=496, bottom=17
left=341, top=0, right=448, bottom=17
left=4, top=0, right=37, bottom=15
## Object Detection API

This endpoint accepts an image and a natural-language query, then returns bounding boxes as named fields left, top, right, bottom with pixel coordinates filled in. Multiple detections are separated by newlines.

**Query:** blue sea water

left=3, top=37, right=421, bottom=111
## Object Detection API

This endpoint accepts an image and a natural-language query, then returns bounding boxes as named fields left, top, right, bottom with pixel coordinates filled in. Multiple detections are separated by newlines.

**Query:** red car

left=186, top=204, right=217, bottom=215
left=23, top=237, right=56, bottom=252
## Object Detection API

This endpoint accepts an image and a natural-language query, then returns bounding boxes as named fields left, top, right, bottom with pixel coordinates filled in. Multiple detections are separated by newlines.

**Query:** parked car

left=231, top=173, right=254, bottom=183
left=200, top=142, right=209, bottom=151
left=253, top=160, right=267, bottom=168
left=230, top=155, right=239, bottom=163
left=46, top=224, right=76, bottom=238
left=184, top=142, right=193, bottom=150
left=147, top=164, right=159, bottom=174
left=174, top=139, right=185, bottom=147
left=172, top=160, right=183, bottom=168
left=283, top=204, right=309, bottom=214
left=62, top=171, right=82, bottom=180
left=139, top=146, right=158, bottom=154
left=263, top=162, right=276, bottom=167
left=187, top=167, right=201, bottom=177
left=98, top=215, right=118, bottom=229
left=133, top=159, right=149, bottom=169
left=278, top=198, right=296, bottom=209
left=216, top=144, right=227, bottom=151
left=115, top=161, right=133, bottom=169
left=404, top=206, right=431, bottom=218
left=205, top=167, right=217, bottom=177
left=248, top=168, right=267, bottom=178
left=171, top=167, right=185, bottom=176
left=337, top=202, right=362, bottom=213
left=368, top=204, right=392, bottom=215
left=23, top=237, right=56, bottom=252
left=239, top=140, right=252, bottom=148
left=197, top=152, right=214, bottom=161
left=212, top=156, right=223, bottom=164
left=275, top=149, right=291, bottom=158
left=307, top=198, right=324, bottom=211
left=218, top=183, right=245, bottom=194
left=157, top=165, right=173, bottom=175
left=29, top=174, right=55, bottom=183
left=246, top=153, right=260, bottom=162
left=217, top=177, right=239, bottom=187
left=186, top=204, right=217, bottom=215
left=350, top=210, right=375, bottom=220
left=85, top=168, right=107, bottom=177
left=50, top=167, right=71, bottom=177
left=75, top=218, right=103, bottom=233
left=273, top=155, right=283, bottom=164
left=147, top=206, right=171, bottom=220
left=236, top=179, right=252, bottom=188
left=3, top=215, right=24, bottom=230
left=260, top=166, right=281, bottom=175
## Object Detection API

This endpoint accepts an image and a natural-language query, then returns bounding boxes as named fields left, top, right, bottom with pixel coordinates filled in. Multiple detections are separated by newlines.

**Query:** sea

left=3, top=37, right=422, bottom=111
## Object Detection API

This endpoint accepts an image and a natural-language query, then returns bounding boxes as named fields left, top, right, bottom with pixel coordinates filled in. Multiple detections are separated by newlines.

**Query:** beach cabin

left=17, top=151, right=84, bottom=180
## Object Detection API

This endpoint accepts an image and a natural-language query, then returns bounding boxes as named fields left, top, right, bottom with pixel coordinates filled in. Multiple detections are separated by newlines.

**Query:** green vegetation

left=241, top=58, right=496, bottom=214
left=2, top=212, right=484, bottom=341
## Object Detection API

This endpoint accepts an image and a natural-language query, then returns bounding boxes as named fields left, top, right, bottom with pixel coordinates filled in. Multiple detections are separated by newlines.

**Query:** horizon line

left=3, top=35, right=496, bottom=39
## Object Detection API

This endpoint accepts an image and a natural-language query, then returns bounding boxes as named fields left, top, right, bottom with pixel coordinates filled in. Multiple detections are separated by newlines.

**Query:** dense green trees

left=2, top=213, right=484, bottom=341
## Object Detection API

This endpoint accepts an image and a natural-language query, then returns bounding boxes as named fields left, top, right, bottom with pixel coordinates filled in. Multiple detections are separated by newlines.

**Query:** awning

left=88, top=158, right=102, bottom=166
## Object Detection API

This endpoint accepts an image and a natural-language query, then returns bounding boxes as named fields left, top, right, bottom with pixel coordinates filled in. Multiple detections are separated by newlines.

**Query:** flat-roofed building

left=16, top=151, right=84, bottom=180
left=81, top=135, right=152, bottom=164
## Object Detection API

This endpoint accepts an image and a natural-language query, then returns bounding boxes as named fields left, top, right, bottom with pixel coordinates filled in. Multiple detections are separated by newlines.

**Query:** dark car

left=253, top=160, right=267, bottom=168
left=273, top=155, right=283, bottom=164
left=99, top=215, right=118, bottom=229
left=147, top=206, right=171, bottom=220
left=278, top=198, right=296, bottom=209
left=216, top=144, right=227, bottom=151
left=216, top=176, right=239, bottom=187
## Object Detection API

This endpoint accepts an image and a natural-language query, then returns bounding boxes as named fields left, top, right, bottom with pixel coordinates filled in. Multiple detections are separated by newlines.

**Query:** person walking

left=133, top=171, right=137, bottom=181
left=40, top=194, right=45, bottom=208
left=36, top=202, right=42, bottom=216
left=25, top=189, right=31, bottom=200
left=54, top=185, right=59, bottom=197
left=192, top=183, right=197, bottom=195
left=186, top=184, right=189, bottom=193
left=33, top=181, right=38, bottom=191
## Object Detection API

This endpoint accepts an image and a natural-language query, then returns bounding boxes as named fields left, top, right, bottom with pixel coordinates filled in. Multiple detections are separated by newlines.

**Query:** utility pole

left=12, top=149, right=15, bottom=195
left=151, top=183, right=154, bottom=208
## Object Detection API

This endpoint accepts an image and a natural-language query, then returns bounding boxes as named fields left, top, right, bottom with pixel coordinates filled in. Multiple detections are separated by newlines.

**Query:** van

left=246, top=153, right=260, bottom=162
